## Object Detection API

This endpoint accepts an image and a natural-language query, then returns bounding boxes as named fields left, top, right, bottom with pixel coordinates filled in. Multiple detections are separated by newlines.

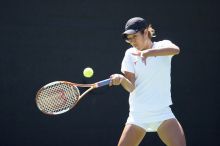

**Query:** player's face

left=126, top=32, right=146, bottom=50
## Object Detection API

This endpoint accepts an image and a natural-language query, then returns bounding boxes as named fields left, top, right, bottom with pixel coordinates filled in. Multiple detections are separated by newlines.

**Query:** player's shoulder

left=153, top=40, right=174, bottom=48
left=154, top=40, right=172, bottom=45
left=124, top=47, right=136, bottom=55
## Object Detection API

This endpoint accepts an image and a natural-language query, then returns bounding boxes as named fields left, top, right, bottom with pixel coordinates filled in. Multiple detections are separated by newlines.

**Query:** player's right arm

left=122, top=71, right=135, bottom=92
left=110, top=71, right=135, bottom=93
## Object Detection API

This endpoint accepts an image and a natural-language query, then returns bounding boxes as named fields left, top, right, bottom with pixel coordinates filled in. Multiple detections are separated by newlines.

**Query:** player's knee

left=169, top=140, right=186, bottom=146
left=117, top=141, right=129, bottom=146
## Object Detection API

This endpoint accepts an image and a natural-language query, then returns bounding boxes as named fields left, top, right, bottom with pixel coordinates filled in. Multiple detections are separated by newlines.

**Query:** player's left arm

left=142, top=45, right=180, bottom=57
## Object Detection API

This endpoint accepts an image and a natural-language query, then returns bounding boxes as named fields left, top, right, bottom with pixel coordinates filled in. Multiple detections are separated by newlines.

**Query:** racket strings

left=37, top=83, right=80, bottom=114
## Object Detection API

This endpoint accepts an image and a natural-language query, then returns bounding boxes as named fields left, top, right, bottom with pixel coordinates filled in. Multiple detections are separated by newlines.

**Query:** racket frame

left=36, top=79, right=110, bottom=115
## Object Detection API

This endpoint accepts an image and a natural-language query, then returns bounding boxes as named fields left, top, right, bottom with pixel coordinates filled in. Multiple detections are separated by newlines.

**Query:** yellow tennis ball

left=83, top=67, right=94, bottom=78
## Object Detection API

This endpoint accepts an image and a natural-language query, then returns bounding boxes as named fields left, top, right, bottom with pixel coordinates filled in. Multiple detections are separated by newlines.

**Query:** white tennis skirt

left=126, top=106, right=176, bottom=132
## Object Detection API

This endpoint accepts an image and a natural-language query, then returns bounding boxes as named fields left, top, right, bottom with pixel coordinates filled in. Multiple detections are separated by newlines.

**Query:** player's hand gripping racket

left=36, top=79, right=110, bottom=115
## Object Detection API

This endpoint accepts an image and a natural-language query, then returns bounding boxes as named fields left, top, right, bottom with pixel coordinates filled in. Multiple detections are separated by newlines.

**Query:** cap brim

left=122, top=29, right=137, bottom=35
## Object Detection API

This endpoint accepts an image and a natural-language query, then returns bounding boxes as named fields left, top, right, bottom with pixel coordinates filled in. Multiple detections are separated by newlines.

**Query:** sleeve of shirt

left=161, top=40, right=177, bottom=60
left=161, top=40, right=177, bottom=48
left=121, top=50, right=135, bottom=74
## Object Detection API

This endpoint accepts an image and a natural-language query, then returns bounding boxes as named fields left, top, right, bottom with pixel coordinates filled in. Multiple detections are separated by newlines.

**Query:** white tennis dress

left=121, top=40, right=177, bottom=132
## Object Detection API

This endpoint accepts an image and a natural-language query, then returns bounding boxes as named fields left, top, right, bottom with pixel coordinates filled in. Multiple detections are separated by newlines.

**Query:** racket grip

left=96, top=79, right=111, bottom=87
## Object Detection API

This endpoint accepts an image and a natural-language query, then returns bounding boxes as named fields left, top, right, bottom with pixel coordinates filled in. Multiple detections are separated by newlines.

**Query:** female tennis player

left=110, top=17, right=186, bottom=146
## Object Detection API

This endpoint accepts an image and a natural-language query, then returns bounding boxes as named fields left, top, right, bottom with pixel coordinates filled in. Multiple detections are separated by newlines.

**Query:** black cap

left=122, top=17, right=148, bottom=39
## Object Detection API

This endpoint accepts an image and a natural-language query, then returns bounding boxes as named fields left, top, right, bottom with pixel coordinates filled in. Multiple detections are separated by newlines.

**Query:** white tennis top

left=121, top=40, right=176, bottom=112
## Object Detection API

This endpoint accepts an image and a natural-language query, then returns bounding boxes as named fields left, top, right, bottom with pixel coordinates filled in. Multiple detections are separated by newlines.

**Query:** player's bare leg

left=118, top=124, right=146, bottom=146
left=157, top=118, right=186, bottom=146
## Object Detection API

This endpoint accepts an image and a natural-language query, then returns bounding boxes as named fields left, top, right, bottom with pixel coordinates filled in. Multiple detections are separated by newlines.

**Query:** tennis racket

left=36, top=78, right=110, bottom=115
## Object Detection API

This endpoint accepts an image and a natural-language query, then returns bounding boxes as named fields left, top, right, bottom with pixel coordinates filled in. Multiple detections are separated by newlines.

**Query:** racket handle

left=96, top=79, right=111, bottom=87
